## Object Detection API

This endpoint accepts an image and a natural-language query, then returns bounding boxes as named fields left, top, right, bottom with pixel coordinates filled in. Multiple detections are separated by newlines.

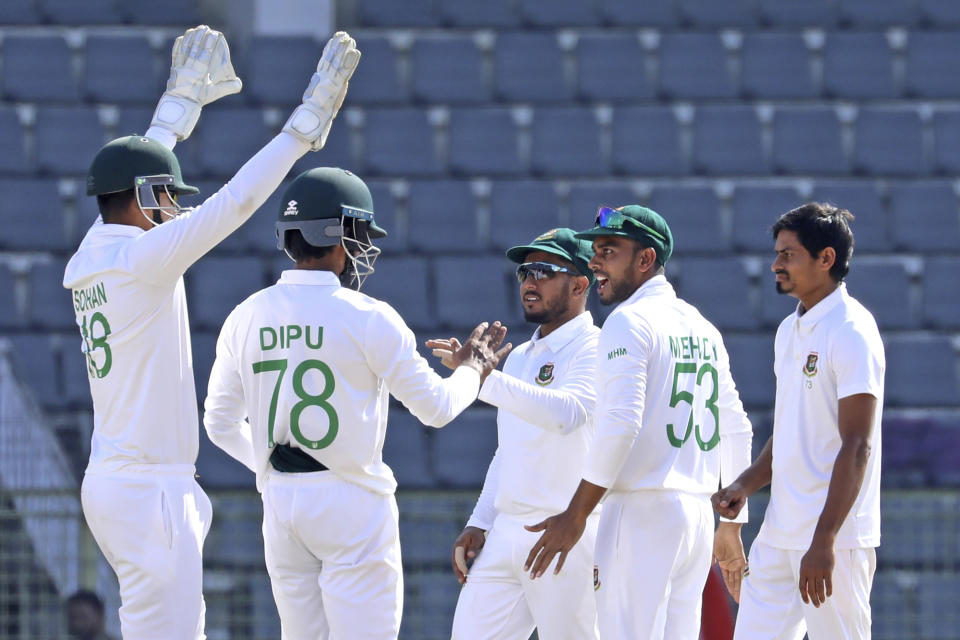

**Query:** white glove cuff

left=282, top=103, right=332, bottom=151
left=150, top=92, right=202, bottom=141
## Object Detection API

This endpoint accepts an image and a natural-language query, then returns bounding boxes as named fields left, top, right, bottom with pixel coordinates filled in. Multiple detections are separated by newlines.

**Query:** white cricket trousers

left=81, top=465, right=212, bottom=640
left=734, top=539, right=876, bottom=640
left=262, top=470, right=403, bottom=640
left=595, top=490, right=714, bottom=640
left=451, top=512, right=599, bottom=640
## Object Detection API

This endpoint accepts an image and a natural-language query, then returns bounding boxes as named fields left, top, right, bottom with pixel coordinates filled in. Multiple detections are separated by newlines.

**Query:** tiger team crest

left=536, top=362, right=555, bottom=386
left=803, top=352, right=819, bottom=377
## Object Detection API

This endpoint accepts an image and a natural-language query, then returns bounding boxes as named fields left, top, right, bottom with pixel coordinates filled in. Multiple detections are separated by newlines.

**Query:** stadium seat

left=531, top=108, right=606, bottom=176
left=190, top=330, right=216, bottom=409
left=888, top=181, right=960, bottom=251
left=884, top=334, right=959, bottom=406
left=678, top=0, right=760, bottom=26
left=838, top=0, right=917, bottom=26
left=568, top=181, right=638, bottom=226
left=195, top=108, right=270, bottom=178
left=905, top=32, right=960, bottom=98
left=28, top=261, right=75, bottom=330
left=730, top=185, right=805, bottom=252
left=0, top=106, right=29, bottom=174
left=919, top=0, right=960, bottom=25
left=35, top=106, right=107, bottom=176
left=382, top=408, right=434, bottom=488
left=822, top=33, right=897, bottom=99
left=357, top=0, right=441, bottom=26
left=675, top=257, right=759, bottom=331
left=432, top=408, right=499, bottom=487
left=880, top=418, right=932, bottom=488
left=244, top=37, right=322, bottom=106
left=758, top=0, right=838, bottom=26
left=289, top=116, right=354, bottom=179
left=364, top=181, right=403, bottom=254
left=406, top=181, right=481, bottom=253
left=2, top=35, right=79, bottom=102
left=926, top=422, right=960, bottom=488
left=922, top=258, right=960, bottom=329
left=439, top=0, right=520, bottom=27
left=771, top=107, right=848, bottom=175
left=881, top=490, right=960, bottom=562
left=871, top=570, right=920, bottom=640
left=38, top=0, right=119, bottom=24
left=344, top=35, right=406, bottom=105
left=0, top=0, right=41, bottom=23
left=239, top=180, right=290, bottom=254
left=853, top=108, right=926, bottom=176
left=8, top=335, right=61, bottom=408
left=611, top=107, right=686, bottom=176
left=599, top=0, right=680, bottom=25
left=364, top=109, right=441, bottom=177
left=757, top=276, right=800, bottom=328
left=185, top=257, right=266, bottom=329
left=0, top=179, right=69, bottom=251
left=362, top=257, right=434, bottom=330
left=519, top=0, right=600, bottom=25
left=404, top=570, right=465, bottom=637
left=724, top=334, right=776, bottom=408
left=114, top=106, right=155, bottom=139
left=488, top=181, right=562, bottom=252
left=434, top=256, right=515, bottom=328
left=576, top=34, right=653, bottom=102
left=493, top=33, right=572, bottom=103
left=741, top=33, right=817, bottom=99
left=658, top=33, right=736, bottom=100
left=119, top=0, right=202, bottom=25
left=933, top=109, right=960, bottom=174
left=692, top=106, right=768, bottom=175
left=411, top=35, right=488, bottom=104
left=809, top=180, right=889, bottom=252
left=918, top=572, right=960, bottom=639
left=60, top=331, right=93, bottom=407
left=448, top=108, right=522, bottom=176
left=0, top=264, right=20, bottom=328
left=84, top=34, right=161, bottom=103
left=647, top=185, right=724, bottom=253
left=844, top=259, right=916, bottom=330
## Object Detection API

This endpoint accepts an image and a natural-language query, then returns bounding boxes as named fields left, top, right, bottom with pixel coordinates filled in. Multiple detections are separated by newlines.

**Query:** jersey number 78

left=252, top=358, right=340, bottom=450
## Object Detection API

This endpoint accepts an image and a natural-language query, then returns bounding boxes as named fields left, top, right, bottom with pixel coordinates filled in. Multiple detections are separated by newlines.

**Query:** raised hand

left=451, top=322, right=512, bottom=383
left=151, top=25, right=242, bottom=141
left=425, top=336, right=463, bottom=371
left=283, top=31, right=361, bottom=150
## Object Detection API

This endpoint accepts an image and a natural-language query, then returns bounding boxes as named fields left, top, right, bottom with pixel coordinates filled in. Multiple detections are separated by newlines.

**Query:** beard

left=523, top=288, right=571, bottom=324
left=600, top=276, right=637, bottom=306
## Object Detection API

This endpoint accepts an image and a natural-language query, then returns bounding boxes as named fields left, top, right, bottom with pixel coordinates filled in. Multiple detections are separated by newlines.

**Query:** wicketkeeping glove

left=283, top=31, right=361, bottom=151
left=150, top=25, right=243, bottom=141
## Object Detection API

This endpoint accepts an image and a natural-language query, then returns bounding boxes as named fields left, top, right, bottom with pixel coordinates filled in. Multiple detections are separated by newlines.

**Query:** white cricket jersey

left=203, top=269, right=482, bottom=495
left=63, top=131, right=309, bottom=473
left=757, top=283, right=884, bottom=550
left=582, top=275, right=753, bottom=521
left=465, top=311, right=600, bottom=530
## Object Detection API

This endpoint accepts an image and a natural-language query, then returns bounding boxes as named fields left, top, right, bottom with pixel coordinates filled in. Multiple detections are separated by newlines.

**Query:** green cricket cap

left=575, top=205, right=674, bottom=266
left=506, top=227, right=595, bottom=283
left=86, top=135, right=198, bottom=197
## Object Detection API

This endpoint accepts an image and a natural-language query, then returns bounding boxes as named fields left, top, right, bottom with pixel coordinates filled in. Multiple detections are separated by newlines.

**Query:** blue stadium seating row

left=4, top=30, right=960, bottom=104
left=8, top=103, right=960, bottom=180
left=0, top=0, right=201, bottom=25
left=352, top=0, right=960, bottom=28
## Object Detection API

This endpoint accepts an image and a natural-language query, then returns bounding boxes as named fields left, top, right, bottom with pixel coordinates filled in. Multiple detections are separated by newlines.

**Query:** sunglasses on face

left=595, top=206, right=667, bottom=242
left=516, top=261, right=574, bottom=283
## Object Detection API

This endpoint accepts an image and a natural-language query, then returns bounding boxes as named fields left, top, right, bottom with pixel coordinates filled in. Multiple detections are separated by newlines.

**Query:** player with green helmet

left=203, top=166, right=513, bottom=638
left=63, top=26, right=361, bottom=638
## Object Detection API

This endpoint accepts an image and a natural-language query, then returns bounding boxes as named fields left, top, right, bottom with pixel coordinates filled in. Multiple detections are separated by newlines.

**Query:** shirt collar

left=794, top=282, right=846, bottom=329
left=529, top=310, right=594, bottom=353
left=278, top=269, right=341, bottom=287
left=621, top=273, right=675, bottom=306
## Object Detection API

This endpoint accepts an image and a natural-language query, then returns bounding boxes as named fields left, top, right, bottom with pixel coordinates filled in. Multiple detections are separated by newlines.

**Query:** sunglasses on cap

left=595, top=206, right=667, bottom=242
left=516, top=261, right=574, bottom=283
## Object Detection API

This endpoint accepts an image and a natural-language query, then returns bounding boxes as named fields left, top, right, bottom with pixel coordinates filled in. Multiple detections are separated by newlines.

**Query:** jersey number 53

left=666, top=362, right=720, bottom=451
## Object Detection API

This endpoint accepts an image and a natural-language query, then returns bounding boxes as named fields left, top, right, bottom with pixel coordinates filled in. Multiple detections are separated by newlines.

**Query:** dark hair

left=285, top=229, right=335, bottom=262
left=772, top=203, right=855, bottom=282
left=96, top=189, right=136, bottom=223
left=66, top=590, right=105, bottom=615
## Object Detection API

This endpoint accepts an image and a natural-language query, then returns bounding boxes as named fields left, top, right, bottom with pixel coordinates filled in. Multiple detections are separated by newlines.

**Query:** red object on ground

left=700, top=563, right=736, bottom=640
